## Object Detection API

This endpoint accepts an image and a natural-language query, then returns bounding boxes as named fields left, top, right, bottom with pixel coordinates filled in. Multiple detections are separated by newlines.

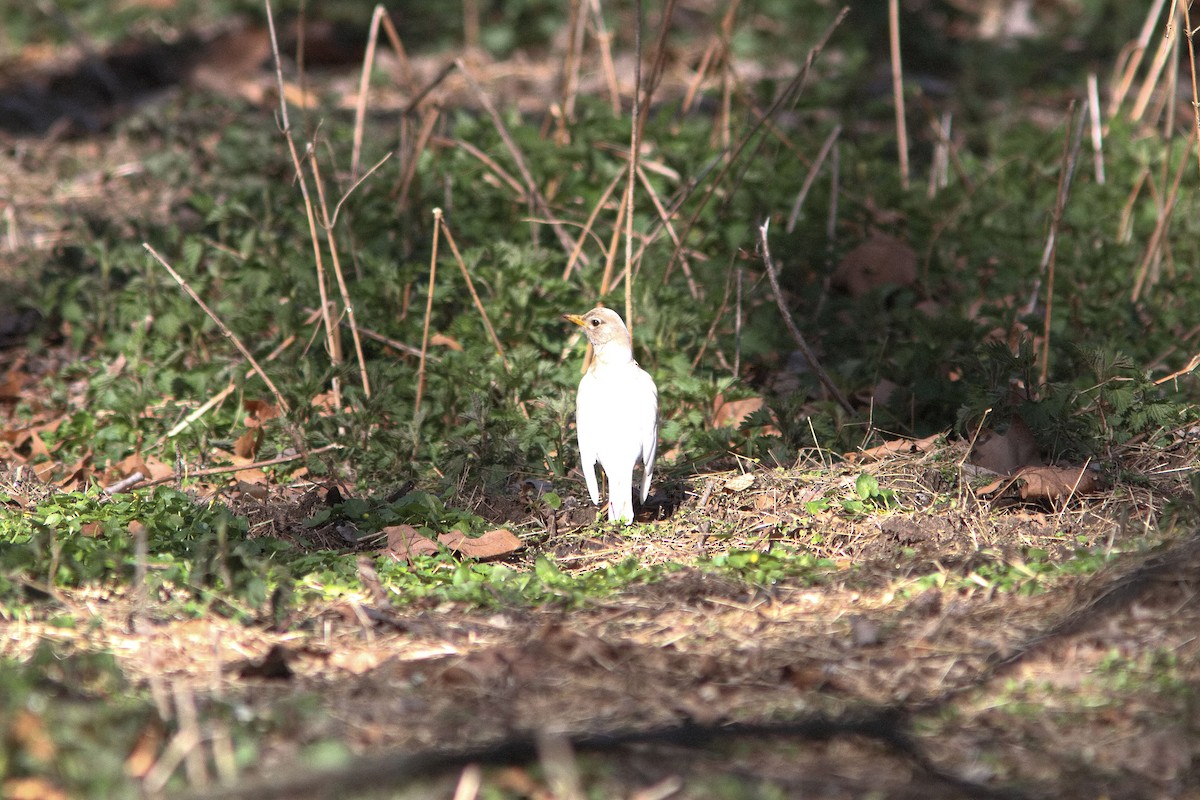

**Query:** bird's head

left=562, top=307, right=632, bottom=352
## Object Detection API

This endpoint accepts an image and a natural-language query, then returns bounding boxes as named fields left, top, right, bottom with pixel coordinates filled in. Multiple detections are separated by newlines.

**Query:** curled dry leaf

left=243, top=398, right=281, bottom=427
left=233, top=427, right=262, bottom=459
left=383, top=524, right=440, bottom=563
left=849, top=432, right=942, bottom=462
left=438, top=528, right=522, bottom=559
left=724, top=473, right=755, bottom=492
left=978, top=465, right=1100, bottom=503
left=1016, top=465, right=1100, bottom=503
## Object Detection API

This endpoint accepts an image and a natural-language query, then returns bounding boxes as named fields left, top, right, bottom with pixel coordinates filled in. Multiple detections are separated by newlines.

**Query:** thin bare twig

left=351, top=5, right=387, bottom=178
left=1024, top=103, right=1085, bottom=318
left=144, top=244, right=290, bottom=414
left=309, top=153, right=372, bottom=398
left=636, top=164, right=698, bottom=298
left=265, top=0, right=341, bottom=409
left=785, top=124, right=841, bottom=233
left=757, top=220, right=853, bottom=414
left=438, top=217, right=510, bottom=372
left=624, top=0, right=643, bottom=332
left=666, top=8, right=849, bottom=277
left=1087, top=74, right=1105, bottom=185
left=455, top=59, right=580, bottom=259
left=1109, top=0, right=1168, bottom=116
left=587, top=0, right=621, bottom=115
left=1131, top=19, right=1175, bottom=122
left=1036, top=103, right=1086, bottom=385
left=332, top=152, right=392, bottom=227
left=1131, top=126, right=1195, bottom=302
left=561, top=167, right=625, bottom=279
left=415, top=208, right=442, bottom=416
left=1180, top=0, right=1200, bottom=179
left=888, top=0, right=909, bottom=190
left=137, top=443, right=344, bottom=489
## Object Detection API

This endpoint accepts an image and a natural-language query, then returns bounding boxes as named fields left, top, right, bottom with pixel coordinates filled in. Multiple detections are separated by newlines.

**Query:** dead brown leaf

left=383, top=524, right=440, bottom=563
left=849, top=433, right=942, bottom=462
left=831, top=232, right=918, bottom=297
left=437, top=528, right=522, bottom=559
left=724, top=473, right=755, bottom=492
left=233, top=427, right=262, bottom=459
left=243, top=398, right=281, bottom=427
left=1016, top=465, right=1100, bottom=503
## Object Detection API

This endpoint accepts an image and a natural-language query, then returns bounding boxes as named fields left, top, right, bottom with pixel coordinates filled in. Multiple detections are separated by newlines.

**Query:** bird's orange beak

left=562, top=313, right=586, bottom=327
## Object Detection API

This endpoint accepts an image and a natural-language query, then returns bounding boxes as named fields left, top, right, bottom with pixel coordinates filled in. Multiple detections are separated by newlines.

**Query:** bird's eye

left=590, top=318, right=600, bottom=326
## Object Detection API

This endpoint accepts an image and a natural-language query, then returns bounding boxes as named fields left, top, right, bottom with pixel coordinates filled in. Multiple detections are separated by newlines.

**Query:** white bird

left=563, top=307, right=658, bottom=524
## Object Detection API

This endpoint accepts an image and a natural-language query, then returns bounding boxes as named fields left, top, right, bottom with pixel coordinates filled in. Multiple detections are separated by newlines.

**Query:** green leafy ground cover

left=2, top=1, right=1200, bottom=797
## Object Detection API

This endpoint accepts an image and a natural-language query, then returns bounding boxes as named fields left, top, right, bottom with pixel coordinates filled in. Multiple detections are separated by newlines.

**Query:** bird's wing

left=638, top=368, right=658, bottom=502
left=576, top=373, right=602, bottom=506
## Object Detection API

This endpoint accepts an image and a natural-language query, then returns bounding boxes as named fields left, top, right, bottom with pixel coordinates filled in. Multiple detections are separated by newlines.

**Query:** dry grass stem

left=331, top=151, right=392, bottom=227
left=455, top=59, right=581, bottom=259
left=435, top=134, right=523, bottom=197
left=690, top=259, right=736, bottom=370
left=826, top=140, right=840, bottom=245
left=785, top=124, right=841, bottom=233
left=557, top=0, right=587, bottom=140
left=322, top=313, right=422, bottom=357
left=462, top=0, right=480, bottom=52
left=926, top=111, right=950, bottom=198
left=1131, top=127, right=1195, bottom=302
left=598, top=184, right=628, bottom=296
left=888, top=0, right=910, bottom=190
left=309, top=153, right=372, bottom=398
left=415, top=208, right=442, bottom=416
left=137, top=443, right=343, bottom=490
left=757, top=220, right=853, bottom=414
left=163, top=336, right=296, bottom=440
left=587, top=0, right=621, bottom=115
left=1130, top=22, right=1174, bottom=122
left=264, top=0, right=341, bottom=409
left=1117, top=166, right=1149, bottom=242
left=1109, top=0, right=1168, bottom=116
left=635, top=164, right=698, bottom=298
left=717, top=1, right=739, bottom=152
left=451, top=765, right=483, bottom=800
left=666, top=7, right=849, bottom=276
left=144, top=244, right=290, bottom=414
left=1087, top=73, right=1105, bottom=185
left=351, top=5, right=388, bottom=178
left=681, top=39, right=717, bottom=116
left=438, top=216, right=511, bottom=372
left=1035, top=103, right=1085, bottom=384
left=623, top=0, right=645, bottom=332
left=1181, top=0, right=1200, bottom=178
left=395, top=111, right=442, bottom=211
left=561, top=168, right=624, bottom=279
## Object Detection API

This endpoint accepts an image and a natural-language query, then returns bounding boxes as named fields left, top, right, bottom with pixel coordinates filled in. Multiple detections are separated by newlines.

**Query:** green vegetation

left=3, top=1, right=1200, bottom=796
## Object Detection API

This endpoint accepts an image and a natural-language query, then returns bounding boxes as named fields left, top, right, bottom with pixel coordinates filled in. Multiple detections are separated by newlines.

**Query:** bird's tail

left=607, top=469, right=636, bottom=524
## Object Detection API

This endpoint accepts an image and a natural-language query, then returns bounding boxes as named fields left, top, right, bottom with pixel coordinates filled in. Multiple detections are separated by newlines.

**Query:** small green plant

left=0, top=488, right=289, bottom=613
left=706, top=546, right=835, bottom=587
left=841, top=474, right=899, bottom=515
